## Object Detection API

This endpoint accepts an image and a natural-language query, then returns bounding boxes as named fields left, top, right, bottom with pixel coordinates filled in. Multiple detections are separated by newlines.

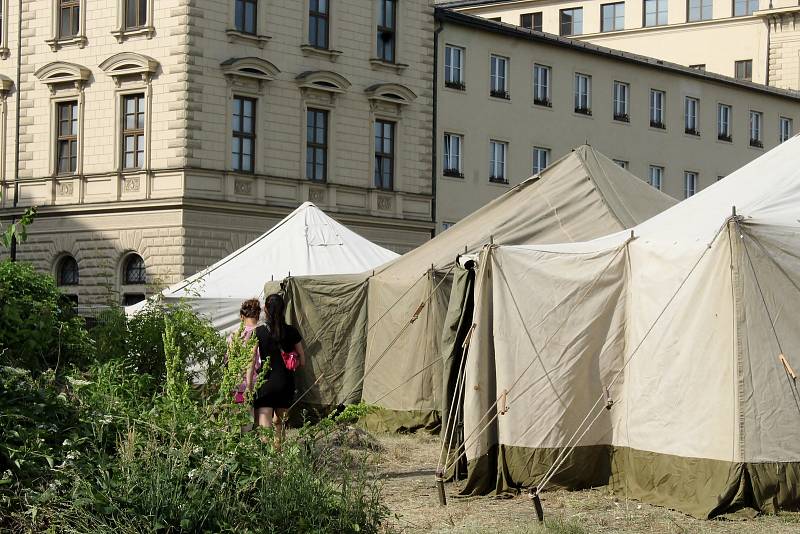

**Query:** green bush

left=0, top=261, right=94, bottom=371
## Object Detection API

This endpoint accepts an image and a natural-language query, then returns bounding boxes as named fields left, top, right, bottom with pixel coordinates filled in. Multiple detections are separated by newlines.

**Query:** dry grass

left=375, top=433, right=800, bottom=534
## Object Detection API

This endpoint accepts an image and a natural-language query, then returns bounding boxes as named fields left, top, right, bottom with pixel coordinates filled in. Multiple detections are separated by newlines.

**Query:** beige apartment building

left=439, top=0, right=800, bottom=90
left=0, top=0, right=435, bottom=305
left=434, top=10, right=800, bottom=229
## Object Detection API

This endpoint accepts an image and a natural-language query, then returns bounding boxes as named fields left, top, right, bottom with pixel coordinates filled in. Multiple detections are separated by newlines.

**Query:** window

left=309, top=0, right=329, bottom=49
left=684, top=97, right=699, bottom=135
left=123, top=293, right=145, bottom=306
left=490, top=55, right=509, bottom=99
left=735, top=60, right=752, bottom=81
left=306, top=109, right=328, bottom=181
left=643, top=0, right=667, bottom=26
left=520, top=12, right=542, bottom=31
left=124, top=254, right=146, bottom=284
left=59, top=0, right=80, bottom=39
left=574, top=73, right=591, bottom=115
left=718, top=104, right=732, bottom=141
left=488, top=17, right=501, bottom=22
left=560, top=8, right=583, bottom=36
left=601, top=2, right=625, bottom=32
left=443, top=133, right=463, bottom=177
left=489, top=140, right=508, bottom=183
left=650, top=89, right=666, bottom=129
left=780, top=117, right=793, bottom=143
left=733, top=0, right=759, bottom=16
left=613, top=159, right=629, bottom=169
left=689, top=64, right=706, bottom=71
left=57, top=101, right=78, bottom=175
left=442, top=221, right=455, bottom=231
left=533, top=64, right=551, bottom=106
left=533, top=147, right=550, bottom=174
left=613, top=81, right=629, bottom=121
left=445, top=45, right=465, bottom=90
left=235, top=0, right=257, bottom=34
left=122, top=94, right=145, bottom=169
left=684, top=171, right=697, bottom=198
left=687, top=0, right=712, bottom=21
left=377, top=0, right=396, bottom=63
left=749, top=110, right=763, bottom=148
left=57, top=256, right=79, bottom=286
left=232, top=96, right=256, bottom=173
left=125, top=0, right=147, bottom=29
left=649, top=165, right=663, bottom=190
left=374, top=120, right=394, bottom=190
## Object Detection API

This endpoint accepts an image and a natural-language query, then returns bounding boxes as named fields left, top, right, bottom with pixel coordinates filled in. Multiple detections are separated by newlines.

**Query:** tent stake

left=531, top=487, right=544, bottom=522
left=435, top=470, right=447, bottom=506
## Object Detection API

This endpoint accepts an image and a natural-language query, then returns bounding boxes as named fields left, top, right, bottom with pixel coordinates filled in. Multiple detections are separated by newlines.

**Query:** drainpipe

left=431, top=18, right=443, bottom=239
left=10, top=0, right=22, bottom=261
left=764, top=14, right=771, bottom=87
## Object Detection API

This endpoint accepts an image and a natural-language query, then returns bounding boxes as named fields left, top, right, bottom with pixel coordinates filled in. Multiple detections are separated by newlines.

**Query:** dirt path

left=376, top=433, right=800, bottom=534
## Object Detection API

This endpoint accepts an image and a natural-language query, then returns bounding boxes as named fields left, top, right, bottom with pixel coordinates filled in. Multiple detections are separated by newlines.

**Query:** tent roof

left=154, top=202, right=399, bottom=301
left=376, top=145, right=676, bottom=279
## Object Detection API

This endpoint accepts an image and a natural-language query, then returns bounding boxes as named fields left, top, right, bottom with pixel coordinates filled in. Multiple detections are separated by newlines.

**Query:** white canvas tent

left=126, top=202, right=398, bottom=332
left=456, top=135, right=800, bottom=517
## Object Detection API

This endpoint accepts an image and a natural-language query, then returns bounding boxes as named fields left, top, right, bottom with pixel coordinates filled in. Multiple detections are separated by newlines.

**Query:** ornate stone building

left=0, top=0, right=436, bottom=305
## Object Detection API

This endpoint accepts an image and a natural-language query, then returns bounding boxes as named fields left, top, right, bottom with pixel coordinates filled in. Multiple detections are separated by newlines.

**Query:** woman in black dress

left=253, top=293, right=305, bottom=445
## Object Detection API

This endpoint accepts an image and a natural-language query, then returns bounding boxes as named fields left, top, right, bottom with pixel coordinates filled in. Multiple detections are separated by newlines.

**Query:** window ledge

left=111, top=26, right=156, bottom=43
left=0, top=47, right=9, bottom=60
left=300, top=44, right=343, bottom=61
left=45, top=35, right=88, bottom=51
left=227, top=29, right=271, bottom=48
left=369, top=58, right=408, bottom=74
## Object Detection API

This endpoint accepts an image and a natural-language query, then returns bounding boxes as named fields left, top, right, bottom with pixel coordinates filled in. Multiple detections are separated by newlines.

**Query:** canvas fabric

left=460, top=136, right=800, bottom=516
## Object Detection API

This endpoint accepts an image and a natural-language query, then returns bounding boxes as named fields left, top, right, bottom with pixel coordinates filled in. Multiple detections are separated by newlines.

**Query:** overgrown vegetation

left=0, top=260, right=390, bottom=533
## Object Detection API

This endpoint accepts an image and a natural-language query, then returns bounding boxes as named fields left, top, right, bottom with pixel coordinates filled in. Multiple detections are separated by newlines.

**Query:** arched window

left=57, top=255, right=79, bottom=286
left=124, top=254, right=146, bottom=284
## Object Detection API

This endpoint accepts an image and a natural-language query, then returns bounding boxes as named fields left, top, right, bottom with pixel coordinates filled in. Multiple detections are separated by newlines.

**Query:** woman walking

left=253, top=293, right=305, bottom=447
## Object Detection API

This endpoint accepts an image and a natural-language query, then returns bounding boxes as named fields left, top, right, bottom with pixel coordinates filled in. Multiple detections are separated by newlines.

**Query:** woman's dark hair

left=240, top=298, right=261, bottom=319
left=264, top=293, right=286, bottom=340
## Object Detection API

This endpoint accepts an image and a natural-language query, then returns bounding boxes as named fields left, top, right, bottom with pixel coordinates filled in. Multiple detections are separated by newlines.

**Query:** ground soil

left=375, top=433, right=800, bottom=534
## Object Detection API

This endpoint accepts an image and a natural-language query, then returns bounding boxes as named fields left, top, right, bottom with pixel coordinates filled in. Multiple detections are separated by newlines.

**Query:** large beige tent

left=281, top=146, right=675, bottom=426
left=456, top=135, right=800, bottom=517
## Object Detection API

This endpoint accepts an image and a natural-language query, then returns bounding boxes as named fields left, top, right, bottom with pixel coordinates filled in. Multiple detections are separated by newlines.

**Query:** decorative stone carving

left=124, top=177, right=140, bottom=192
left=57, top=182, right=74, bottom=197
left=377, top=195, right=392, bottom=211
left=309, top=188, right=325, bottom=202
left=234, top=180, right=253, bottom=195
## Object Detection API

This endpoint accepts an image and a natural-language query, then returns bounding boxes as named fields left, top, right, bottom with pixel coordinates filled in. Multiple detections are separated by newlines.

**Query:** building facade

left=438, top=0, right=800, bottom=90
left=0, top=0, right=436, bottom=305
left=435, top=10, right=800, bottom=229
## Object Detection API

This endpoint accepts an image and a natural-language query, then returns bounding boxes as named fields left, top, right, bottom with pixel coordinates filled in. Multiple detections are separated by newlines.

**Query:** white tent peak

left=126, top=202, right=398, bottom=331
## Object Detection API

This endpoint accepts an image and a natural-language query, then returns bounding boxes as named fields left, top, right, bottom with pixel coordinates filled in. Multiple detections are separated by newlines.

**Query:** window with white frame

left=613, top=81, right=629, bottom=121
left=59, top=0, right=80, bottom=38
left=533, top=64, right=551, bottom=106
left=687, top=0, right=712, bottom=21
left=684, top=171, right=697, bottom=198
left=749, top=110, right=763, bottom=148
left=733, top=0, right=758, bottom=16
left=780, top=117, right=793, bottom=143
left=232, top=96, right=256, bottom=173
left=122, top=94, right=145, bottom=169
left=533, top=146, right=550, bottom=174
left=574, top=73, right=591, bottom=115
left=56, top=101, right=79, bottom=175
left=601, top=2, right=625, bottom=32
left=445, top=45, right=465, bottom=90
left=650, top=89, right=666, bottom=129
left=684, top=97, right=699, bottom=135
left=443, top=133, right=463, bottom=177
left=489, top=140, right=507, bottom=183
left=644, top=0, right=667, bottom=26
left=649, top=165, right=663, bottom=190
left=490, top=55, right=509, bottom=99
left=718, top=103, right=732, bottom=141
